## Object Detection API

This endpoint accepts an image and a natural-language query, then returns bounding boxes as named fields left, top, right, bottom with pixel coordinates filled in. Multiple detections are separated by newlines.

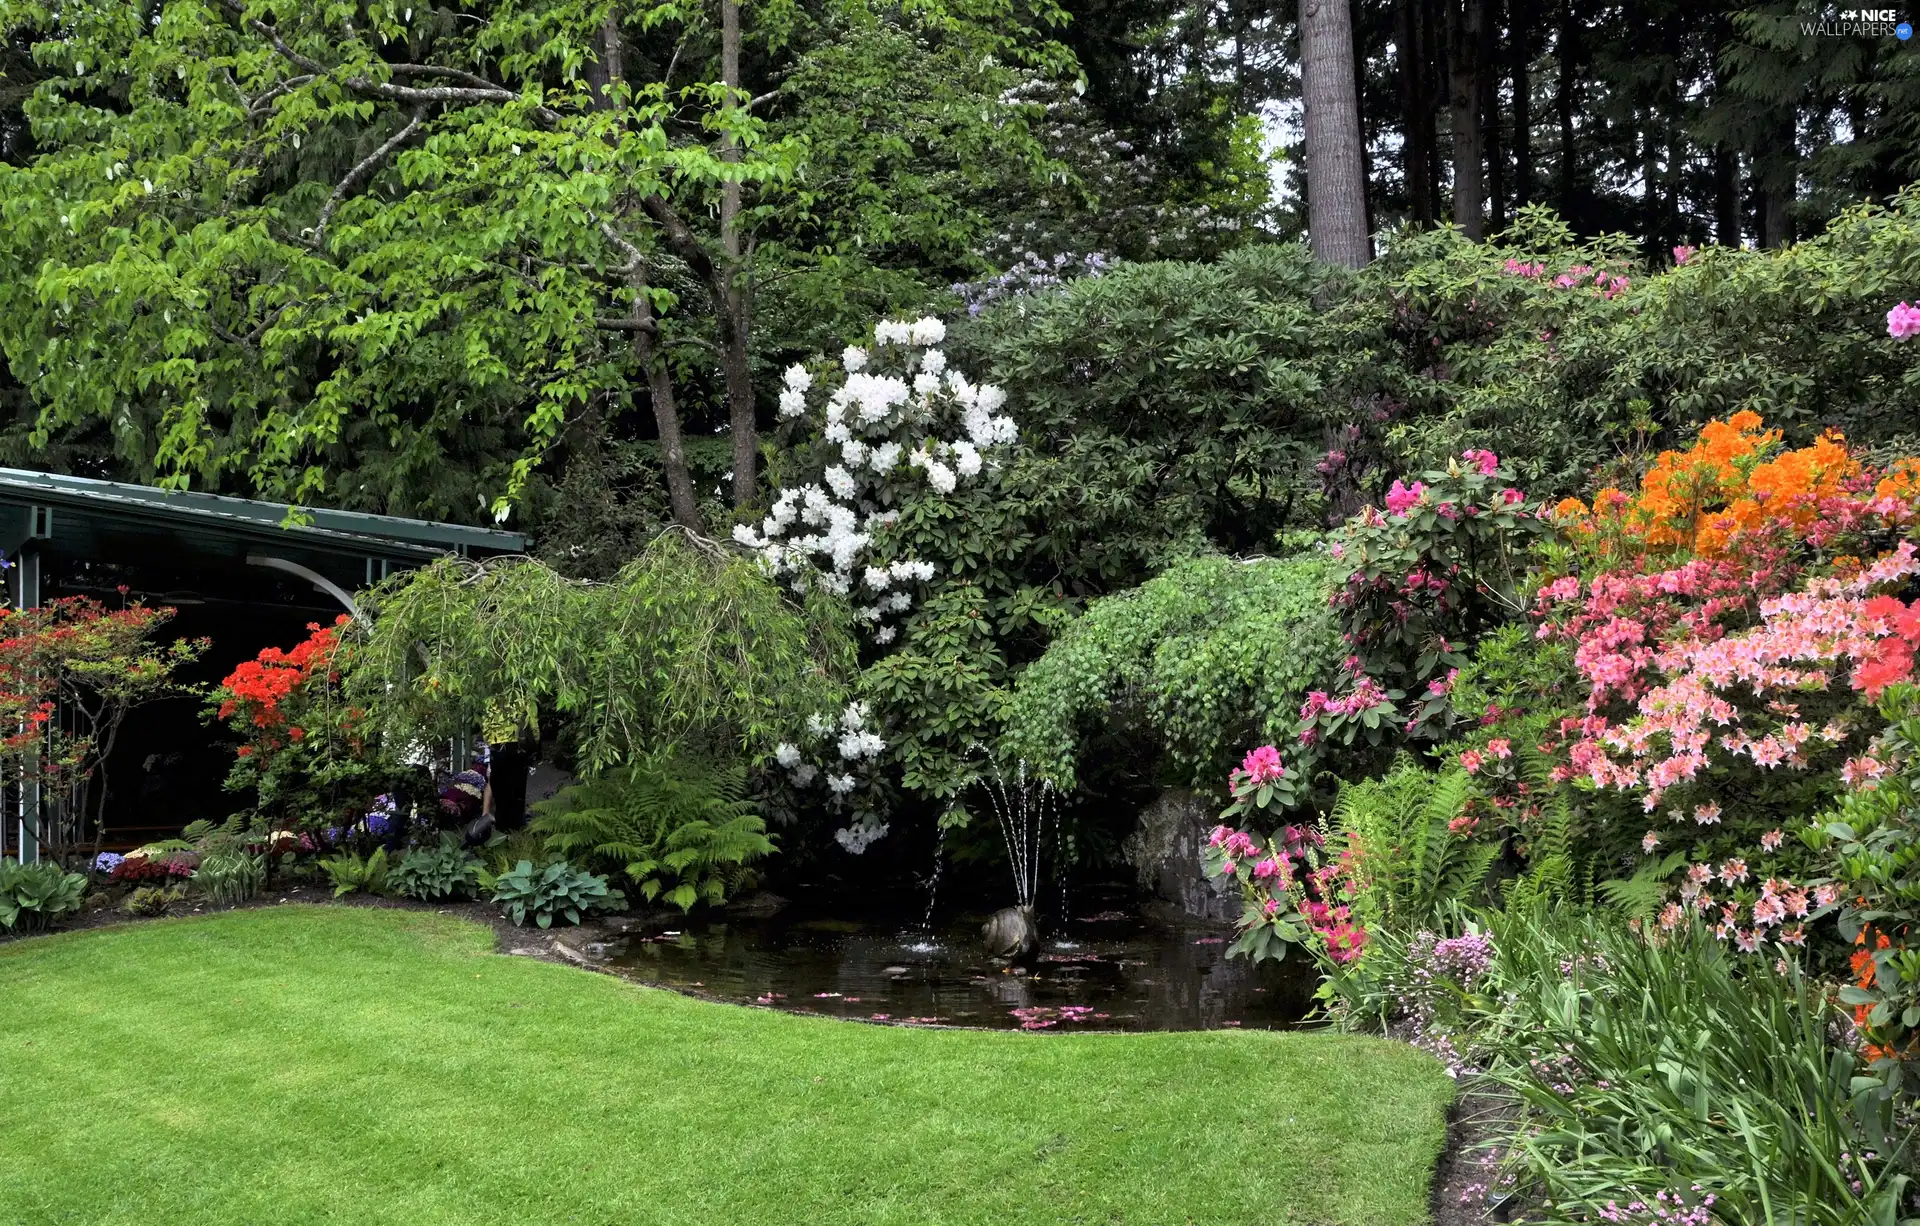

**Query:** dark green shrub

left=489, top=859, right=626, bottom=929
left=0, top=858, right=87, bottom=932
left=390, top=837, right=483, bottom=902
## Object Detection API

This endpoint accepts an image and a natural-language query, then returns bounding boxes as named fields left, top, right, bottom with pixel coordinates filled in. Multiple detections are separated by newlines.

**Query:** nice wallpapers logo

left=1804, top=9, right=1913, bottom=36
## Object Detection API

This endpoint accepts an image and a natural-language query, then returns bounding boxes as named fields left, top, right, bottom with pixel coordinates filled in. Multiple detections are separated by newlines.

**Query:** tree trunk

left=1396, top=0, right=1433, bottom=225
left=634, top=292, right=706, bottom=533
left=1555, top=0, right=1577, bottom=221
left=1760, top=114, right=1794, bottom=249
left=1302, top=0, right=1372, bottom=266
left=1350, top=0, right=1375, bottom=239
left=719, top=0, right=757, bottom=509
left=1713, top=147, right=1739, bottom=245
left=1509, top=0, right=1531, bottom=207
left=1447, top=0, right=1485, bottom=237
left=1482, top=0, right=1503, bottom=232
left=599, top=16, right=702, bottom=531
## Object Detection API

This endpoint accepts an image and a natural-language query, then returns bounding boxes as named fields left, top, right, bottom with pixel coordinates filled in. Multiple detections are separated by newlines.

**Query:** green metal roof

left=0, top=467, right=528, bottom=558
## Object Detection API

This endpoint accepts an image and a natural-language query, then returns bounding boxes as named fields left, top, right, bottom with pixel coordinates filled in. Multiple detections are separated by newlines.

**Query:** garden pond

left=601, top=888, right=1318, bottom=1031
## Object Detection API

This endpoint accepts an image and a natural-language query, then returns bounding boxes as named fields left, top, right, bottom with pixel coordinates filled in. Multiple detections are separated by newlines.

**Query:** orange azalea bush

left=1549, top=411, right=1918, bottom=565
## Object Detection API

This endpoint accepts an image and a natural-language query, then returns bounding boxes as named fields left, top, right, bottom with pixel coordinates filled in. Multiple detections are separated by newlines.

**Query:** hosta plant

left=192, top=853, right=265, bottom=908
left=0, top=857, right=87, bottom=932
left=490, top=859, right=627, bottom=929
left=389, top=836, right=483, bottom=902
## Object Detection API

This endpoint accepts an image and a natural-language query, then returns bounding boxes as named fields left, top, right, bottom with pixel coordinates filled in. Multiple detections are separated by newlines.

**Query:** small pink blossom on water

left=1760, top=829, right=1784, bottom=852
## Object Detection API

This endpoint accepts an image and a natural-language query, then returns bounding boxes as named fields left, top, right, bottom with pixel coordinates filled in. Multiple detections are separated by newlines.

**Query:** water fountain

left=978, top=763, right=1057, bottom=959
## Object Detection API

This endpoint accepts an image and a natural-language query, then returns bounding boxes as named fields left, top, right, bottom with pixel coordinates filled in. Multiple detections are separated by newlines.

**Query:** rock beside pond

left=1123, top=788, right=1240, bottom=923
left=727, top=890, right=789, bottom=918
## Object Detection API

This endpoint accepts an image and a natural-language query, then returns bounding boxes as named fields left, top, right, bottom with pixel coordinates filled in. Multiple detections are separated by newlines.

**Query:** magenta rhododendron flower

left=1462, top=448, right=1500, bottom=476
left=1673, top=244, right=1697, bottom=265
left=1384, top=479, right=1426, bottom=517
left=1240, top=744, right=1286, bottom=785
left=1889, top=301, right=1920, bottom=340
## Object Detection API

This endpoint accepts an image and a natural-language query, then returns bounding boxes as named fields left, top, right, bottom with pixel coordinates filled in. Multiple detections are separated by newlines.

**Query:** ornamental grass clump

left=1473, top=906, right=1914, bottom=1226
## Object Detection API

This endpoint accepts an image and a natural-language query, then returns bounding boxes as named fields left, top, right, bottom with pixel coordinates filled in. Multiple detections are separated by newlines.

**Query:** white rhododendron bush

left=739, top=315, right=1018, bottom=852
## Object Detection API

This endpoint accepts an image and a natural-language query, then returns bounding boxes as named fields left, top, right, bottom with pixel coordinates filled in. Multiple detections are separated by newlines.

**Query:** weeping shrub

left=347, top=529, right=857, bottom=772
left=1000, top=553, right=1342, bottom=793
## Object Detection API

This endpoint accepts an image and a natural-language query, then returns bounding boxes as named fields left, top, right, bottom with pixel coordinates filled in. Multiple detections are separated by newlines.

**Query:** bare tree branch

left=309, top=106, right=427, bottom=249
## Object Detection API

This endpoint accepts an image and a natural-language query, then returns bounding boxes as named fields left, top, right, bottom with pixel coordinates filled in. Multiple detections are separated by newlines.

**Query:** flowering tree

left=741, top=314, right=1019, bottom=849
left=0, top=595, right=206, bottom=863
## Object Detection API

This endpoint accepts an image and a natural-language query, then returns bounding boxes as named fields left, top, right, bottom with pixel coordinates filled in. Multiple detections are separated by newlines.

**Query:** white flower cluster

left=774, top=701, right=891, bottom=853
left=733, top=315, right=1017, bottom=644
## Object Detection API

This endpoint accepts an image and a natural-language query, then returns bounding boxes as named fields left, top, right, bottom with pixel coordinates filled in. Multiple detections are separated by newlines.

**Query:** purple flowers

left=92, top=851, right=125, bottom=875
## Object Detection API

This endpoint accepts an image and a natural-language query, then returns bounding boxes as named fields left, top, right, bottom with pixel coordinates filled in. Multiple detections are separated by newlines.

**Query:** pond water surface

left=604, top=891, right=1318, bottom=1031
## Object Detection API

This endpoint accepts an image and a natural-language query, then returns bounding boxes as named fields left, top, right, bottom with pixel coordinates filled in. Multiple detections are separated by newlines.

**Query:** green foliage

left=349, top=532, right=855, bottom=773
left=478, top=830, right=549, bottom=881
left=0, top=0, right=1072, bottom=516
left=192, top=853, right=266, bottom=909
left=1003, top=553, right=1343, bottom=793
left=318, top=848, right=389, bottom=899
left=489, top=860, right=627, bottom=930
left=0, top=857, right=87, bottom=932
left=1332, top=763, right=1497, bottom=931
left=1474, top=906, right=1913, bottom=1225
left=1809, top=683, right=1920, bottom=1066
left=389, top=837, right=483, bottom=903
left=956, top=246, right=1350, bottom=561
left=531, top=754, right=772, bottom=912
left=119, top=884, right=186, bottom=917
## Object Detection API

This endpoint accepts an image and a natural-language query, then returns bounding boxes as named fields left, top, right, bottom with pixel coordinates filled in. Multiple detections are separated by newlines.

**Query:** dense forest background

left=0, top=1, right=1915, bottom=555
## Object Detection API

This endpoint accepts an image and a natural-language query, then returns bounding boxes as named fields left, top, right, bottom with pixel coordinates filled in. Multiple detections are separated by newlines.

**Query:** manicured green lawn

left=0, top=906, right=1453, bottom=1225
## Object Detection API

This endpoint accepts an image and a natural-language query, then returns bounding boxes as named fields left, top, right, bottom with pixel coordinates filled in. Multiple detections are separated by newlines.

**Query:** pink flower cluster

left=1238, top=744, right=1285, bottom=785
left=1299, top=676, right=1390, bottom=724
left=1888, top=301, right=1920, bottom=340
left=1672, top=245, right=1697, bottom=266
left=1502, top=257, right=1546, bottom=278
left=1462, top=448, right=1500, bottom=476
left=1384, top=479, right=1427, bottom=517
left=1548, top=262, right=1631, bottom=299
left=1568, top=541, right=1920, bottom=807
